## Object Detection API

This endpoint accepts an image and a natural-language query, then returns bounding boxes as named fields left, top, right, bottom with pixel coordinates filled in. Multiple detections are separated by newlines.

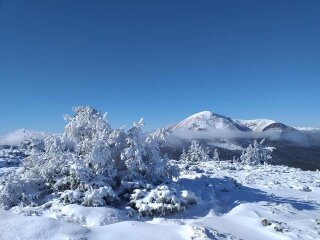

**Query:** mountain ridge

left=169, top=110, right=299, bottom=133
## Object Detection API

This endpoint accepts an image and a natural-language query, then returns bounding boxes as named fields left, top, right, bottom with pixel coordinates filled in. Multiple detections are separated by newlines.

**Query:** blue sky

left=0, top=0, right=319, bottom=134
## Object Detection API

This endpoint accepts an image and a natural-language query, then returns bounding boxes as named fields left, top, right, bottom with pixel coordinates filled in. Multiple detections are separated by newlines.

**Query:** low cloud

left=169, top=129, right=320, bottom=147
left=0, top=129, right=49, bottom=146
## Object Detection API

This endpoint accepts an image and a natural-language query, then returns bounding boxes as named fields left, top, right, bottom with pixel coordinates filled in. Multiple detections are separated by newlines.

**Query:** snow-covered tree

left=144, top=128, right=173, bottom=184
left=179, top=140, right=210, bottom=163
left=61, top=107, right=118, bottom=190
left=63, top=106, right=112, bottom=146
left=240, top=139, right=275, bottom=166
left=179, top=148, right=188, bottom=162
left=121, top=119, right=147, bottom=180
left=0, top=106, right=118, bottom=208
left=212, top=149, right=219, bottom=161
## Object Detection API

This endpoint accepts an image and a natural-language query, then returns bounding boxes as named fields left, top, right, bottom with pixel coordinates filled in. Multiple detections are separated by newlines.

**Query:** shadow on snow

left=172, top=175, right=317, bottom=219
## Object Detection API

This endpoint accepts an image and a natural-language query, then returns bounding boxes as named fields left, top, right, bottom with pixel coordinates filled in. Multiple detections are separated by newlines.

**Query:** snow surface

left=1, top=160, right=320, bottom=240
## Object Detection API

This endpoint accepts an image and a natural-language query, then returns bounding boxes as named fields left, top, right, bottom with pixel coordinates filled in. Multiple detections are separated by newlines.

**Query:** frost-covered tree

left=144, top=128, right=173, bottom=184
left=0, top=106, right=118, bottom=208
left=240, top=139, right=275, bottom=166
left=212, top=149, right=219, bottom=161
left=121, top=119, right=147, bottom=180
left=63, top=106, right=112, bottom=146
left=189, top=141, right=203, bottom=162
left=179, top=148, right=188, bottom=162
left=61, top=106, right=118, bottom=189
left=180, top=140, right=210, bottom=163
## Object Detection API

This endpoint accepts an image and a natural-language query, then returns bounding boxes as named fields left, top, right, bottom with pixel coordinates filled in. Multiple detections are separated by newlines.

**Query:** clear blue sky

left=0, top=0, right=319, bottom=134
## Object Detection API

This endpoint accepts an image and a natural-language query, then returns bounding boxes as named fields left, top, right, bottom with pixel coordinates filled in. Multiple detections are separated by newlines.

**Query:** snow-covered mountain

left=165, top=111, right=320, bottom=159
left=238, top=119, right=298, bottom=132
left=237, top=119, right=275, bottom=132
left=169, top=111, right=251, bottom=132
left=169, top=111, right=299, bottom=134
left=235, top=119, right=276, bottom=131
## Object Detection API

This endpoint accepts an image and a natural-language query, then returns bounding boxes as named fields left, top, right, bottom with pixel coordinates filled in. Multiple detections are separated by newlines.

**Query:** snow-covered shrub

left=129, top=185, right=196, bottom=216
left=0, top=170, right=49, bottom=209
left=83, top=186, right=119, bottom=207
left=179, top=140, right=210, bottom=163
left=240, top=139, right=275, bottom=166
left=0, top=106, right=179, bottom=216
left=60, top=190, right=84, bottom=204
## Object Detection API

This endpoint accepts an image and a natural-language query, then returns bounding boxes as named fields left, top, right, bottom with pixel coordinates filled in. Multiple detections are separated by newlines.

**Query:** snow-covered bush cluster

left=0, top=106, right=188, bottom=216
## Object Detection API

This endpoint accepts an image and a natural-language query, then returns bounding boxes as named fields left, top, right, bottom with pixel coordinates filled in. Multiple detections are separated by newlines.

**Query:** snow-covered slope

left=170, top=111, right=250, bottom=132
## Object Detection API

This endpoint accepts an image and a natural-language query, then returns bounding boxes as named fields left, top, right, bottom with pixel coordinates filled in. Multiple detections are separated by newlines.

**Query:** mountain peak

left=170, top=111, right=250, bottom=132
left=191, top=111, right=214, bottom=116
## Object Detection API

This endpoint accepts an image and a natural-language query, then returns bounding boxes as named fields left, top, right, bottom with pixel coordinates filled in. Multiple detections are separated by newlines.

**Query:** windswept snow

left=51, top=204, right=129, bottom=226
left=0, top=209, right=187, bottom=240
left=0, top=209, right=89, bottom=240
